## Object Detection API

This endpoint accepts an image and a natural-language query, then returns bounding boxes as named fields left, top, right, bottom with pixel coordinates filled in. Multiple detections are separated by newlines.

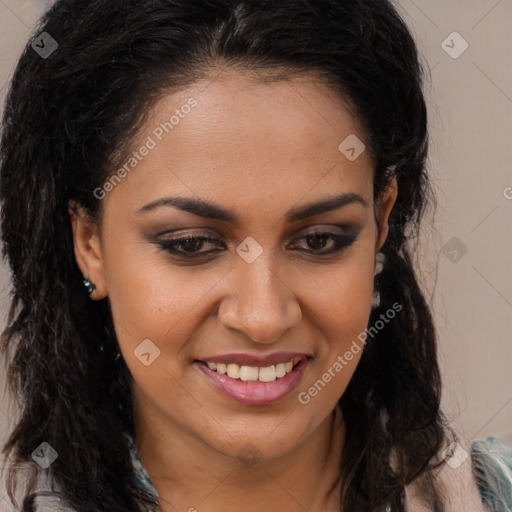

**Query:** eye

left=155, top=226, right=359, bottom=259
left=157, top=233, right=225, bottom=257
left=288, top=228, right=358, bottom=255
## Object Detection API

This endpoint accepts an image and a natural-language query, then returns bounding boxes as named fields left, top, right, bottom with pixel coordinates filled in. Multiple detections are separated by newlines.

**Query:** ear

left=68, top=201, right=107, bottom=300
left=374, top=176, right=398, bottom=252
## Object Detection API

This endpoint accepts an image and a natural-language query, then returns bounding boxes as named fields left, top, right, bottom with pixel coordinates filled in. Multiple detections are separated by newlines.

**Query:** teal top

left=472, top=436, right=512, bottom=512
left=126, top=434, right=512, bottom=511
left=28, top=434, right=512, bottom=511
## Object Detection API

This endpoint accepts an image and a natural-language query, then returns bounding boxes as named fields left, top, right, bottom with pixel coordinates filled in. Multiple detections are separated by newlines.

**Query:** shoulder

left=4, top=471, right=78, bottom=512
left=405, top=435, right=508, bottom=512
left=471, top=436, right=512, bottom=512
left=12, top=433, right=158, bottom=512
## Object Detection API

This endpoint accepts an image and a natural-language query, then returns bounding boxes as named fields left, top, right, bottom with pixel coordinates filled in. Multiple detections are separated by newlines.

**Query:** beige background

left=0, top=0, right=511, bottom=508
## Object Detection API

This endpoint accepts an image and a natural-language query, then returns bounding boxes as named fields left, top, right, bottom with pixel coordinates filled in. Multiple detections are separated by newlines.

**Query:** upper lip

left=196, top=351, right=311, bottom=367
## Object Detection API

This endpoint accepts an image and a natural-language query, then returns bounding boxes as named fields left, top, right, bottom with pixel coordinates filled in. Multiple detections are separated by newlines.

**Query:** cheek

left=308, top=258, right=375, bottom=335
left=331, top=268, right=374, bottom=352
left=300, top=257, right=375, bottom=397
left=102, top=237, right=211, bottom=357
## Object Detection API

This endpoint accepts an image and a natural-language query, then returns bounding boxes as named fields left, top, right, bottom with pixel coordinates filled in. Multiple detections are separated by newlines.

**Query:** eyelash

left=156, top=228, right=358, bottom=259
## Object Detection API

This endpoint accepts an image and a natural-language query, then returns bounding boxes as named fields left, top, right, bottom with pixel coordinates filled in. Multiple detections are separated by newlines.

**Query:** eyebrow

left=138, top=192, right=368, bottom=224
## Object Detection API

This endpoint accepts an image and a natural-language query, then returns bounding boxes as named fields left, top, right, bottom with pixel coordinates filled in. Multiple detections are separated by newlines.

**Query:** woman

left=0, top=0, right=510, bottom=511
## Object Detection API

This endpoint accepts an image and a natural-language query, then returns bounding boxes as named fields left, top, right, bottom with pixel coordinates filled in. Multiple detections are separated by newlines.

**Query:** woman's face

left=71, top=69, right=397, bottom=461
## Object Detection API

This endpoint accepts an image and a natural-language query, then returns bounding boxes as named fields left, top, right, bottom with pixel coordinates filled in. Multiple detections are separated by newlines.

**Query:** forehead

left=104, top=69, right=375, bottom=216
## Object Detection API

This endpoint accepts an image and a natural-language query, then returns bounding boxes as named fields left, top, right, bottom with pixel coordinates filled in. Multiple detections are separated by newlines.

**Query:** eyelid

left=154, top=224, right=360, bottom=259
left=293, top=223, right=359, bottom=235
left=155, top=224, right=359, bottom=242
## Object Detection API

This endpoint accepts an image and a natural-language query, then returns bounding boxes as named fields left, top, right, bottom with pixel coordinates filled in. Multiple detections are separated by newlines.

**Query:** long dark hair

left=0, top=0, right=450, bottom=510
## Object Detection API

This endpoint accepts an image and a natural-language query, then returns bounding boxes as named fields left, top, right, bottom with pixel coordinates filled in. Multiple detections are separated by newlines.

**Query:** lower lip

left=195, top=359, right=310, bottom=405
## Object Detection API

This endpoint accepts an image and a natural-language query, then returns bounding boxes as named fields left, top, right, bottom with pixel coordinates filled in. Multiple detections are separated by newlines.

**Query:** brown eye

left=158, top=234, right=224, bottom=257
left=290, top=229, right=358, bottom=255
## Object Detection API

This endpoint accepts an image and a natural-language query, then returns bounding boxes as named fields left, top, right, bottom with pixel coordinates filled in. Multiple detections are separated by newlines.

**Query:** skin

left=70, top=68, right=397, bottom=512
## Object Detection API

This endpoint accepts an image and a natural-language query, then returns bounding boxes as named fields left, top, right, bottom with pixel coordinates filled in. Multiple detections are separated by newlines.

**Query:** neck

left=135, top=405, right=345, bottom=512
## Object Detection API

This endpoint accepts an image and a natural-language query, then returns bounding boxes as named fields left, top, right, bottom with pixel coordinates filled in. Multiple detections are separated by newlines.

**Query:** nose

left=217, top=255, right=302, bottom=344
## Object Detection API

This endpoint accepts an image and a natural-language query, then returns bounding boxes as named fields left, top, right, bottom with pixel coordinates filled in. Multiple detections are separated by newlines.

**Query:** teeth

left=239, top=366, right=259, bottom=381
left=226, top=364, right=240, bottom=379
left=259, top=366, right=276, bottom=382
left=275, top=363, right=286, bottom=378
left=205, top=360, right=297, bottom=381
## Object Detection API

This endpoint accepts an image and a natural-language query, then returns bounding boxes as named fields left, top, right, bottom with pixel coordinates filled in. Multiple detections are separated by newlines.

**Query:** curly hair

left=0, top=0, right=451, bottom=510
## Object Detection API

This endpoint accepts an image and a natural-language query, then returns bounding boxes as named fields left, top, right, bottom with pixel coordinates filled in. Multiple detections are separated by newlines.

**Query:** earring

left=372, top=252, right=385, bottom=308
left=374, top=251, right=385, bottom=276
left=371, top=288, right=380, bottom=309
left=83, top=276, right=96, bottom=295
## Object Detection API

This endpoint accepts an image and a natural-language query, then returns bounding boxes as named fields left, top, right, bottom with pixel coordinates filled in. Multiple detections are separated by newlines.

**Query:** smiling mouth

left=196, top=359, right=303, bottom=383
left=194, top=356, right=311, bottom=405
